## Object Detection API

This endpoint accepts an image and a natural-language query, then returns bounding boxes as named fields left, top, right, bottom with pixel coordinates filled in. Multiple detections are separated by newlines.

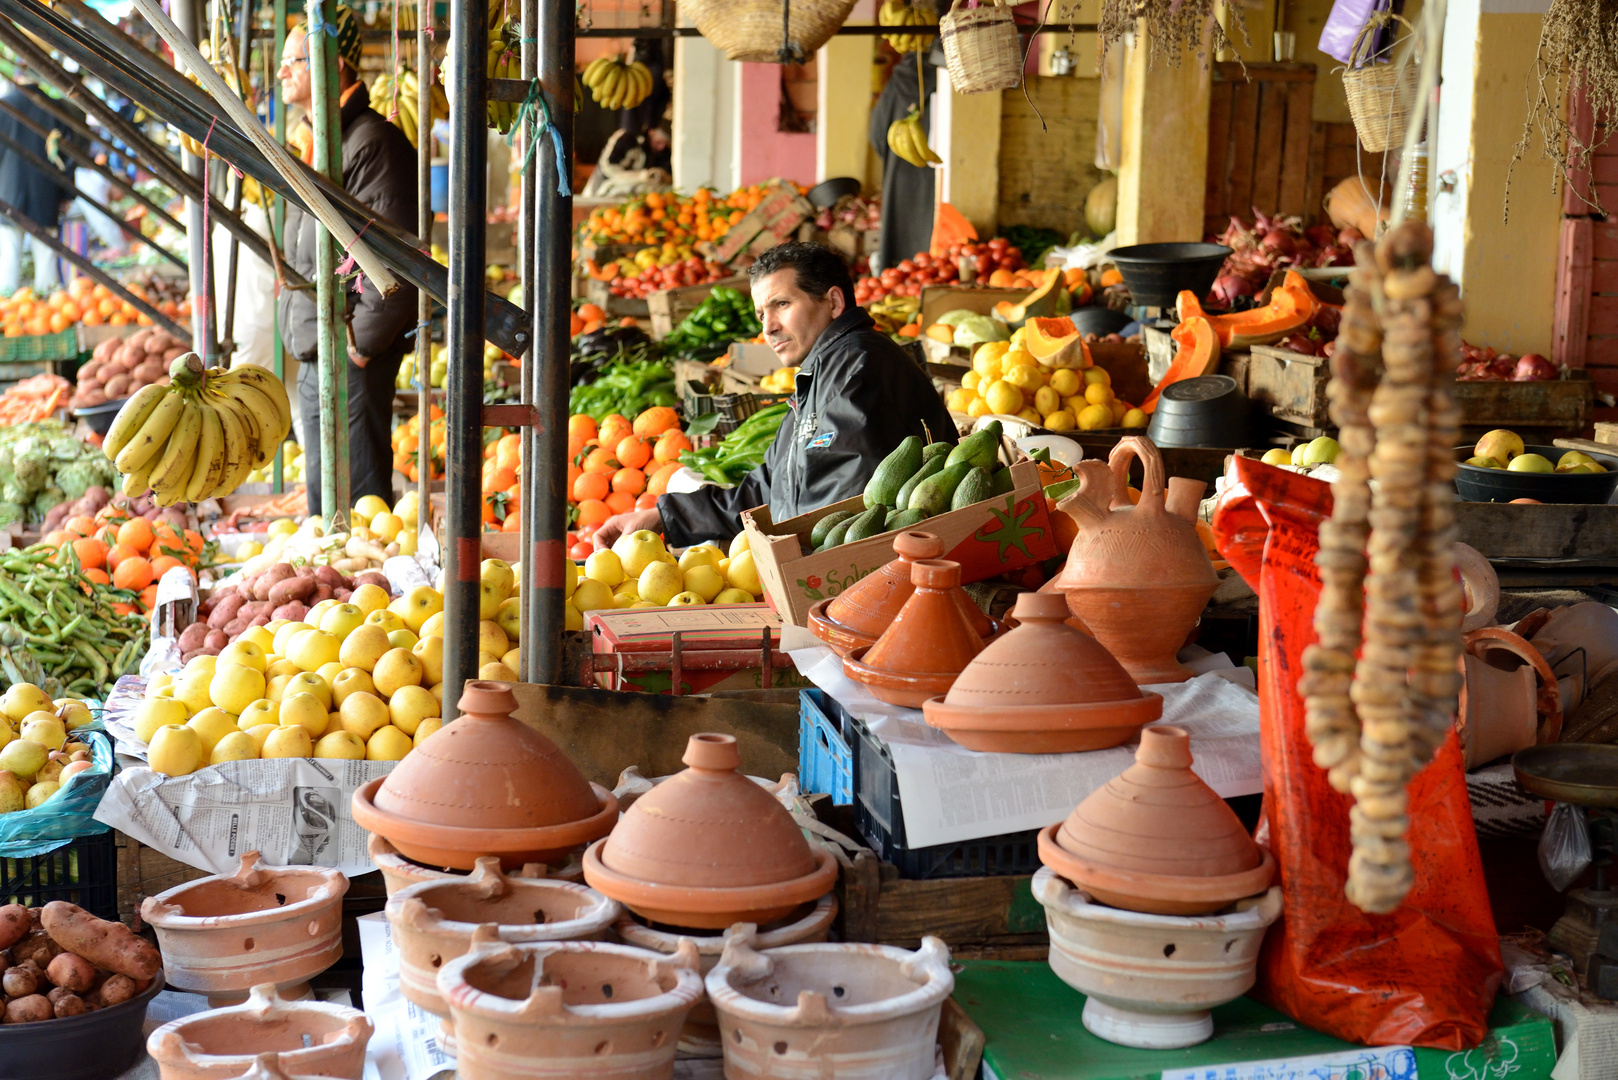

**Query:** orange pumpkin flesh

left=1024, top=316, right=1093, bottom=369
left=1142, top=315, right=1220, bottom=414
left=1177, top=271, right=1318, bottom=349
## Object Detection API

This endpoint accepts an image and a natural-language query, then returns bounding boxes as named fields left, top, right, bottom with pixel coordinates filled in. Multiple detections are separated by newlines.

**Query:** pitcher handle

left=1107, top=436, right=1166, bottom=509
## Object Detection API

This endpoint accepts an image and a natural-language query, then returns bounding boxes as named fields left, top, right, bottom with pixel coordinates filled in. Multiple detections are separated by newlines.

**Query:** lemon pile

left=946, top=331, right=1148, bottom=432
left=132, top=559, right=526, bottom=776
left=566, top=530, right=765, bottom=628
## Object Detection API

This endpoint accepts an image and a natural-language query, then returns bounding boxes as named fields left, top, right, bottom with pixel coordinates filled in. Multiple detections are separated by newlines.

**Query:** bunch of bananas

left=103, top=355, right=293, bottom=507
left=879, top=0, right=938, bottom=53
left=870, top=294, right=921, bottom=334
left=370, top=68, right=449, bottom=148
left=887, top=107, right=941, bottom=168
left=582, top=56, right=654, bottom=111
left=486, top=35, right=522, bottom=133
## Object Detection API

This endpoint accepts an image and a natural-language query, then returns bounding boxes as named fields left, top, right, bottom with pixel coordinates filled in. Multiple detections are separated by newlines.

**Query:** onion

left=1339, top=227, right=1364, bottom=245
left=1261, top=229, right=1298, bottom=257
left=1212, top=273, right=1256, bottom=305
left=1513, top=353, right=1558, bottom=381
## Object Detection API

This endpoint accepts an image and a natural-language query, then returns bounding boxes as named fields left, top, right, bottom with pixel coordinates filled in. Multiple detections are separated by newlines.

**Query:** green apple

left=1507, top=453, right=1554, bottom=473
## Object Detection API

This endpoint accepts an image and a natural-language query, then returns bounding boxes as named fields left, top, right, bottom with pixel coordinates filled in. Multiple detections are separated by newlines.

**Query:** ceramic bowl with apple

left=1454, top=429, right=1618, bottom=504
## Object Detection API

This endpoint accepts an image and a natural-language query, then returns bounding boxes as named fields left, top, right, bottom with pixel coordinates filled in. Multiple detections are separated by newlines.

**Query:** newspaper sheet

left=359, top=913, right=457, bottom=1080
left=785, top=628, right=1263, bottom=850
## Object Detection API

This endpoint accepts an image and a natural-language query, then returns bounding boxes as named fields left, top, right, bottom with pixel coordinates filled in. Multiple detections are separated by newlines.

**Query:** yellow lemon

left=983, top=380, right=1024, bottom=416
left=1003, top=347, right=1036, bottom=370
left=134, top=697, right=190, bottom=744
left=332, top=668, right=376, bottom=706
left=279, top=693, right=330, bottom=738
left=210, top=731, right=258, bottom=764
left=187, top=708, right=239, bottom=756
left=286, top=672, right=333, bottom=710
left=244, top=724, right=278, bottom=754
left=366, top=609, right=406, bottom=635
left=1121, top=408, right=1147, bottom=428
left=1077, top=403, right=1114, bottom=431
left=1084, top=382, right=1114, bottom=406
left=218, top=640, right=267, bottom=673
left=268, top=517, right=299, bottom=538
left=1016, top=406, right=1042, bottom=425
left=373, top=649, right=425, bottom=698
left=961, top=370, right=981, bottom=392
left=238, top=699, right=278, bottom=730
left=1109, top=398, right=1129, bottom=425
left=339, top=692, right=391, bottom=740
left=262, top=725, right=312, bottom=759
left=412, top=636, right=444, bottom=685
left=338, top=625, right=392, bottom=672
left=1043, top=410, right=1076, bottom=432
left=413, top=717, right=443, bottom=746
left=349, top=583, right=391, bottom=616
left=946, top=388, right=978, bottom=413
left=387, top=685, right=438, bottom=736
left=972, top=340, right=1009, bottom=378
left=367, top=725, right=413, bottom=761
left=966, top=397, right=991, bottom=418
left=149, top=725, right=203, bottom=776
left=1049, top=368, right=1081, bottom=396
left=1033, top=386, right=1061, bottom=417
left=314, top=730, right=366, bottom=760
left=210, top=664, right=266, bottom=716
left=1002, top=364, right=1043, bottom=393
left=1083, top=366, right=1111, bottom=387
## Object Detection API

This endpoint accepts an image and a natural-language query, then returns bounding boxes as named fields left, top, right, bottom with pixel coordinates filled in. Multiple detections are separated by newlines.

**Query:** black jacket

left=658, top=307, right=956, bottom=546
left=0, top=88, right=77, bottom=228
left=276, top=82, right=418, bottom=365
left=869, top=53, right=935, bottom=272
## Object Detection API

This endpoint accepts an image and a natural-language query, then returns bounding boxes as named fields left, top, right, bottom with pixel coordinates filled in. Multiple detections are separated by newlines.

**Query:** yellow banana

left=148, top=399, right=201, bottom=506
left=122, top=455, right=156, bottom=498
left=114, top=388, right=186, bottom=474
left=102, top=382, right=168, bottom=461
left=583, top=57, right=610, bottom=89
left=224, top=382, right=286, bottom=465
left=210, top=397, right=251, bottom=497
left=185, top=404, right=224, bottom=503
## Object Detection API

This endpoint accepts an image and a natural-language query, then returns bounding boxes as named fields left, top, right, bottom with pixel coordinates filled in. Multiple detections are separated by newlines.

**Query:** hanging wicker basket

left=1342, top=14, right=1419, bottom=153
left=682, top=0, right=859, bottom=64
left=939, top=0, right=1022, bottom=94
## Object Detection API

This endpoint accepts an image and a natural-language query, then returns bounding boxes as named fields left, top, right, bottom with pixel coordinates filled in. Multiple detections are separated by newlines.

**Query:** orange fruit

left=575, top=498, right=611, bottom=528
left=572, top=471, right=609, bottom=503
left=71, top=538, right=108, bottom=570
left=615, top=435, right=651, bottom=470
left=646, top=462, right=681, bottom=497
left=611, top=467, right=645, bottom=495
left=83, top=568, right=110, bottom=585
left=117, top=517, right=154, bottom=552
left=632, top=406, right=680, bottom=438
left=63, top=515, right=96, bottom=537
left=604, top=490, right=634, bottom=515
left=112, top=557, right=153, bottom=591
left=653, top=430, right=692, bottom=464
left=138, top=584, right=158, bottom=611
left=148, top=554, right=185, bottom=581
left=106, top=542, right=137, bottom=567
left=582, top=446, right=618, bottom=474
left=568, top=414, right=597, bottom=441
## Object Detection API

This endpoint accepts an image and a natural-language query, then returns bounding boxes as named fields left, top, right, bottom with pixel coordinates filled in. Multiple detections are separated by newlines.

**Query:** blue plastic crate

left=799, top=689, right=853, bottom=805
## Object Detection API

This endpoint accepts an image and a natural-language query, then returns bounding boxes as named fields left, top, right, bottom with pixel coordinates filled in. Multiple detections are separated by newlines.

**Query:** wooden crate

left=584, top=278, right=650, bottom=318
left=1451, top=372, right=1593, bottom=432
left=835, top=851, right=1048, bottom=961
left=115, top=831, right=208, bottom=926
left=646, top=275, right=748, bottom=339
left=1221, top=345, right=1330, bottom=426
left=1455, top=501, right=1618, bottom=564
left=1595, top=421, right=1618, bottom=445
left=1205, top=62, right=1316, bottom=237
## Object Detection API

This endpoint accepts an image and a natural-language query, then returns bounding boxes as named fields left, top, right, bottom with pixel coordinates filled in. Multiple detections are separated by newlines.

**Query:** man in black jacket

left=0, top=67, right=76, bottom=296
left=275, top=5, right=417, bottom=514
left=594, top=242, right=955, bottom=550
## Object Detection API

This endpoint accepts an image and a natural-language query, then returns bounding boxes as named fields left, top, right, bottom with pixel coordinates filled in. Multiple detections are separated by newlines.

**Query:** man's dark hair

left=748, top=242, right=855, bottom=309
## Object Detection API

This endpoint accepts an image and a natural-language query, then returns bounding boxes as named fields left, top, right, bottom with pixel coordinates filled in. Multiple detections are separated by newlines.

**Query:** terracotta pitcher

left=1051, top=437, right=1217, bottom=684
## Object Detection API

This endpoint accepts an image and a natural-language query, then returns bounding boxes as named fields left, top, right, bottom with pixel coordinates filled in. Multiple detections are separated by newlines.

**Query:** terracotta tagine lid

left=809, top=531, right=1000, bottom=655
left=842, top=559, right=984, bottom=708
left=1037, top=725, right=1274, bottom=915
left=351, top=681, right=619, bottom=871
left=583, top=733, right=838, bottom=930
left=922, top=592, right=1163, bottom=753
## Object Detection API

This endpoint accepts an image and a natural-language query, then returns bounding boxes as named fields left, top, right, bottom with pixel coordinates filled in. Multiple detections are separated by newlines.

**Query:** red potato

left=2, top=966, right=36, bottom=997
left=353, top=571, right=391, bottom=591
left=267, top=576, right=317, bottom=607
left=5, top=994, right=50, bottom=1024
left=207, top=592, right=247, bottom=630
left=177, top=623, right=211, bottom=654
left=312, top=565, right=344, bottom=589
left=10, top=932, right=59, bottom=968
left=310, top=584, right=335, bottom=604
left=133, top=359, right=166, bottom=384
left=270, top=602, right=308, bottom=623
left=89, top=974, right=135, bottom=1007
left=50, top=992, right=89, bottom=1017
left=39, top=903, right=161, bottom=981
left=253, top=564, right=295, bottom=601
left=222, top=617, right=248, bottom=638
left=45, top=952, right=96, bottom=993
left=202, top=628, right=228, bottom=651
left=77, top=387, right=108, bottom=407
left=0, top=904, right=27, bottom=950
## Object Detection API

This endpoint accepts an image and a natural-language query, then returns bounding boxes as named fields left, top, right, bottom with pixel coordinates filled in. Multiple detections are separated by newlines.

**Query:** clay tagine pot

left=1051, top=437, right=1218, bottom=684
left=616, top=895, right=838, bottom=1056
left=222, top=1053, right=330, bottom=1080
left=140, top=852, right=347, bottom=1004
left=842, top=559, right=984, bottom=708
left=922, top=591, right=1164, bottom=753
left=436, top=937, right=704, bottom=1079
left=368, top=832, right=583, bottom=896
left=706, top=931, right=954, bottom=1080
left=387, top=855, right=620, bottom=1018
left=808, top=530, right=1001, bottom=655
left=1038, top=725, right=1274, bottom=915
left=351, top=681, right=618, bottom=871
left=1033, top=868, right=1282, bottom=1049
left=146, top=984, right=372, bottom=1080
left=583, top=733, right=839, bottom=930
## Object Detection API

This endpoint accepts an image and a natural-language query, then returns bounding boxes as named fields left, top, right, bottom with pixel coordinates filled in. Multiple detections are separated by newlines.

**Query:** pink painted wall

left=738, top=63, right=816, bottom=187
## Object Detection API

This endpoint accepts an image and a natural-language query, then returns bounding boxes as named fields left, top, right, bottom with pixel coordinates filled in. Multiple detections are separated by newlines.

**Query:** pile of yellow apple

left=132, top=559, right=525, bottom=776
left=0, top=685, right=97, bottom=814
left=565, top=529, right=764, bottom=626
left=1463, top=429, right=1608, bottom=474
left=946, top=333, right=1146, bottom=431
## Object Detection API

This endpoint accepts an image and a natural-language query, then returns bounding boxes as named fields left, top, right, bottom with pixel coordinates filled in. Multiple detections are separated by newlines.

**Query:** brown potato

left=50, top=992, right=88, bottom=1018
left=2, top=966, right=36, bottom=997
left=0, top=904, right=27, bottom=950
left=46, top=952, right=96, bottom=993
left=90, top=974, right=135, bottom=1007
left=4, top=994, right=51, bottom=1024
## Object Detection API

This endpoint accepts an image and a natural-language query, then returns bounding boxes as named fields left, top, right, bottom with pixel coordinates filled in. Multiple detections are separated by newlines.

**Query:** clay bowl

left=1033, top=868, right=1282, bottom=1049
left=140, top=852, right=347, bottom=1003
left=809, top=596, right=1003, bottom=657
left=387, top=855, right=620, bottom=1018
left=0, top=971, right=163, bottom=1080
left=436, top=938, right=704, bottom=1079
left=615, top=895, right=838, bottom=1055
left=368, top=833, right=583, bottom=896
left=146, top=983, right=373, bottom=1080
left=706, top=934, right=955, bottom=1080
left=923, top=695, right=1166, bottom=753
left=842, top=645, right=960, bottom=709
left=219, top=1055, right=329, bottom=1080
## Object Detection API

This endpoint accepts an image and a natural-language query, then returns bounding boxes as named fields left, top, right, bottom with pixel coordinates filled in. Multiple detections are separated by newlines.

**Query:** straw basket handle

left=1347, top=11, right=1415, bottom=70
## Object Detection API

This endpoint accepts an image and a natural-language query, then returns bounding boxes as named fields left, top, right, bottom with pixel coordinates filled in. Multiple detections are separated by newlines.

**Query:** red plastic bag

left=1210, top=456, right=1502, bottom=1049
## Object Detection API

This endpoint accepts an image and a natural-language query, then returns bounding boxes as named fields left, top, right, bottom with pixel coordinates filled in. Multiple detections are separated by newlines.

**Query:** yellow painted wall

left=940, top=73, right=1003, bottom=237
left=817, top=32, right=874, bottom=185
left=1117, top=26, right=1210, bottom=245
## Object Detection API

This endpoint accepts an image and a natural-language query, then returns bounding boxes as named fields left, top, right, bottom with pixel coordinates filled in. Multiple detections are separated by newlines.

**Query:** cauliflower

left=0, top=502, right=24, bottom=528
left=56, top=458, right=118, bottom=502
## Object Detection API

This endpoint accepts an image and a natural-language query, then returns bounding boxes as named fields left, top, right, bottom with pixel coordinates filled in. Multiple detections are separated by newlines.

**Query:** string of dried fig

left=1300, top=222, right=1464, bottom=915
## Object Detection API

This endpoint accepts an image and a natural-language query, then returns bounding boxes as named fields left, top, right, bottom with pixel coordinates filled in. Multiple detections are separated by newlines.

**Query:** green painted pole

left=308, top=0, right=349, bottom=528
left=272, top=0, right=288, bottom=495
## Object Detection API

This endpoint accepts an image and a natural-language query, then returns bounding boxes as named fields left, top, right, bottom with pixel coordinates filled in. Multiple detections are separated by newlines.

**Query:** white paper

left=786, top=642, right=1263, bottom=850
left=358, top=912, right=458, bottom=1080
left=1160, top=1046, right=1416, bottom=1080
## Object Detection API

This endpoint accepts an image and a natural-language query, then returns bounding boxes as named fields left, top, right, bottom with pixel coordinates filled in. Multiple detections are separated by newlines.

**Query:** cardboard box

left=583, top=604, right=809, bottom=695
left=917, top=285, right=1027, bottom=330
left=704, top=184, right=814, bottom=265
left=742, top=460, right=1055, bottom=627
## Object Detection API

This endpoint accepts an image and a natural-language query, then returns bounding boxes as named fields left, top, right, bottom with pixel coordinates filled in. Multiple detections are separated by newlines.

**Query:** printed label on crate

left=1160, top=1045, right=1416, bottom=1080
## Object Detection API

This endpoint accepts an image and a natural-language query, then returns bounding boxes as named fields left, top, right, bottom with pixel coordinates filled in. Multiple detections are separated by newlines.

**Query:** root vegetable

left=312, top=565, right=344, bottom=589
left=50, top=992, right=88, bottom=1017
left=0, top=904, right=27, bottom=950
left=207, top=593, right=247, bottom=630
left=11, top=932, right=59, bottom=968
left=267, top=575, right=316, bottom=607
left=177, top=624, right=210, bottom=654
left=203, top=629, right=228, bottom=651
left=353, top=571, right=391, bottom=591
left=5, top=994, right=50, bottom=1024
left=2, top=966, right=36, bottom=997
left=89, top=974, right=135, bottom=1007
left=45, top=952, right=96, bottom=993
left=253, top=564, right=295, bottom=601
left=39, top=902, right=161, bottom=981
left=270, top=602, right=308, bottom=623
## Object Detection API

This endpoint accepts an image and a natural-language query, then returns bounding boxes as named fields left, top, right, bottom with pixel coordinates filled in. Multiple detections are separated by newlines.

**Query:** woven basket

left=939, top=0, right=1022, bottom=94
left=682, top=0, right=858, bottom=63
left=1342, top=14, right=1418, bottom=153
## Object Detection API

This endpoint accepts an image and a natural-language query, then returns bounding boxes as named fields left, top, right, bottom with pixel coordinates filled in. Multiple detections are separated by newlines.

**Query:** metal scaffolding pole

left=415, top=0, right=432, bottom=534
left=173, top=0, right=213, bottom=360
left=272, top=0, right=288, bottom=493
left=523, top=0, right=571, bottom=684
left=442, top=0, right=487, bottom=713
left=308, top=0, right=349, bottom=527
left=515, top=0, right=535, bottom=681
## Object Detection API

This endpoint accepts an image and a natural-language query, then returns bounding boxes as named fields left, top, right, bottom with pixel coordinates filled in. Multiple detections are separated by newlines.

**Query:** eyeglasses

left=279, top=56, right=309, bottom=69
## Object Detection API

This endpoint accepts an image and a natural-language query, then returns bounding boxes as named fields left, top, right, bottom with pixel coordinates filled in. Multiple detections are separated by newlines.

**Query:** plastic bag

left=1538, top=802, right=1592, bottom=892
left=1210, top=457, right=1502, bottom=1049
left=1319, top=0, right=1398, bottom=66
left=0, top=727, right=113, bottom=858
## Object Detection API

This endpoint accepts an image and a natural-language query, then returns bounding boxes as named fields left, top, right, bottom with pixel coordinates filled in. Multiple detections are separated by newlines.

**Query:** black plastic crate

left=849, top=708, right=1042, bottom=880
left=1, top=829, right=118, bottom=920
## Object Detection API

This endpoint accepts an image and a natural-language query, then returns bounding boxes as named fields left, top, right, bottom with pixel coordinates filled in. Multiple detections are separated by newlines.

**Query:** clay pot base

left=922, top=693, right=1164, bottom=753
left=808, top=596, right=1003, bottom=658
left=146, top=983, right=373, bottom=1080
left=1084, top=998, right=1214, bottom=1049
left=205, top=981, right=314, bottom=1010
left=1038, top=823, right=1275, bottom=917
left=584, top=839, right=839, bottom=929
left=843, top=647, right=960, bottom=709
left=368, top=833, right=585, bottom=896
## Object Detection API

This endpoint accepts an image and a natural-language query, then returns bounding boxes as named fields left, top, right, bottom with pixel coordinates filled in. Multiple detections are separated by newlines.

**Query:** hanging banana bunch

left=879, top=0, right=938, bottom=53
left=486, top=28, right=521, bottom=134
left=371, top=67, right=449, bottom=148
left=581, top=55, right=654, bottom=111
left=887, top=106, right=940, bottom=168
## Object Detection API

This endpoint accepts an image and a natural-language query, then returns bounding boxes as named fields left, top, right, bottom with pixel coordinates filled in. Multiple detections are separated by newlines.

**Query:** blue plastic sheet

left=0, top=725, right=113, bottom=858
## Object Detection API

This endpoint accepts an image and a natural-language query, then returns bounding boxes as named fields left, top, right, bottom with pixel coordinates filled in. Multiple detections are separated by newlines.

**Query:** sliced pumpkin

left=1176, top=270, right=1318, bottom=349
left=925, top=323, right=955, bottom=344
left=1024, top=315, right=1094, bottom=369
left=990, top=268, right=1065, bottom=329
left=1142, top=315, right=1220, bottom=414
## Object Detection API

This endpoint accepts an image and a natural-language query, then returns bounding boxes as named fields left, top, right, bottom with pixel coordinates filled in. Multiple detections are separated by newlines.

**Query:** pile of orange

left=44, top=511, right=205, bottom=616
left=580, top=186, right=773, bottom=249
left=0, top=278, right=194, bottom=337
left=390, top=404, right=446, bottom=483
left=482, top=432, right=522, bottom=532
left=569, top=303, right=614, bottom=338
left=567, top=406, right=691, bottom=531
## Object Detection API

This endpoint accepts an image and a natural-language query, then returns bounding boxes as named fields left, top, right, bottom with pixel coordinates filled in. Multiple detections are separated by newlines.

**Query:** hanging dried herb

left=1508, top=0, right=1618, bottom=218
left=1097, top=0, right=1247, bottom=65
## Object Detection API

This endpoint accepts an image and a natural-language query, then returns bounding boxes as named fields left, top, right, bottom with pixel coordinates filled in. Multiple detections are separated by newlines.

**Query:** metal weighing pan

left=1512, top=744, right=1618, bottom=808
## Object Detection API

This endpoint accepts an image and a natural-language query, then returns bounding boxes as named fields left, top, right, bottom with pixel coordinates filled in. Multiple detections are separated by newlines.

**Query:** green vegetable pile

left=0, top=421, right=119, bottom=528
left=568, top=357, right=678, bottom=422
left=999, top=226, right=1065, bottom=271
left=0, top=543, right=147, bottom=696
left=661, top=287, right=762, bottom=360
left=678, top=402, right=789, bottom=487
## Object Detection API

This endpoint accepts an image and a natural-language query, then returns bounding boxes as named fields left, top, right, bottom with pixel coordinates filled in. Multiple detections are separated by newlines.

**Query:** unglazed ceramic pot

left=706, top=932, right=954, bottom=1080
left=226, top=1053, right=330, bottom=1080
left=1038, top=725, right=1274, bottom=915
left=584, top=733, right=838, bottom=929
left=1454, top=541, right=1499, bottom=633
left=140, top=852, right=346, bottom=1004
left=436, top=937, right=704, bottom=1080
left=1052, top=437, right=1218, bottom=684
left=146, top=984, right=372, bottom=1080
left=367, top=833, right=583, bottom=896
left=808, top=530, right=1000, bottom=655
left=351, top=681, right=618, bottom=871
left=922, top=591, right=1163, bottom=752
left=842, top=559, right=983, bottom=707
left=1460, top=626, right=1563, bottom=765
left=1033, top=868, right=1282, bottom=1049
left=387, top=856, right=619, bottom=1017
left=615, top=895, right=838, bottom=1056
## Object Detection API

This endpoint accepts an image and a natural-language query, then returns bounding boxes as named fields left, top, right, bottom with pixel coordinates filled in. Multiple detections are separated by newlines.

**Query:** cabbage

left=953, top=315, right=1010, bottom=346
left=935, top=308, right=981, bottom=328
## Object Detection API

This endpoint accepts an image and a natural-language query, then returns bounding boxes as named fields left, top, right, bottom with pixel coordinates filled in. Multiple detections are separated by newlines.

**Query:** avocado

left=908, top=461, right=973, bottom=515
left=864, top=436, right=923, bottom=509
left=946, top=421, right=1002, bottom=470
left=990, top=465, right=1015, bottom=496
left=921, top=440, right=951, bottom=464
left=843, top=504, right=889, bottom=543
left=951, top=467, right=996, bottom=510
left=809, top=509, right=857, bottom=549
left=817, top=515, right=858, bottom=551
left=885, top=507, right=929, bottom=531
left=893, top=455, right=946, bottom=513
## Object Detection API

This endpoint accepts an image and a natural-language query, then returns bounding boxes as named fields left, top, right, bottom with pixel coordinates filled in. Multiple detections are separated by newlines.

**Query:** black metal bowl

left=1069, top=307, right=1134, bottom=338
left=807, top=177, right=861, bottom=209
left=73, top=396, right=130, bottom=437
left=1105, top=242, right=1233, bottom=310
left=1146, top=374, right=1250, bottom=449
left=1453, top=444, right=1618, bottom=504
left=0, top=970, right=163, bottom=1080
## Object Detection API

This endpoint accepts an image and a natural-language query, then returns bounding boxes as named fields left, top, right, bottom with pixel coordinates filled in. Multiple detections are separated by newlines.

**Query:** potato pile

left=184, top=562, right=391, bottom=663
left=1, top=901, right=161, bottom=1024
left=70, top=329, right=188, bottom=410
